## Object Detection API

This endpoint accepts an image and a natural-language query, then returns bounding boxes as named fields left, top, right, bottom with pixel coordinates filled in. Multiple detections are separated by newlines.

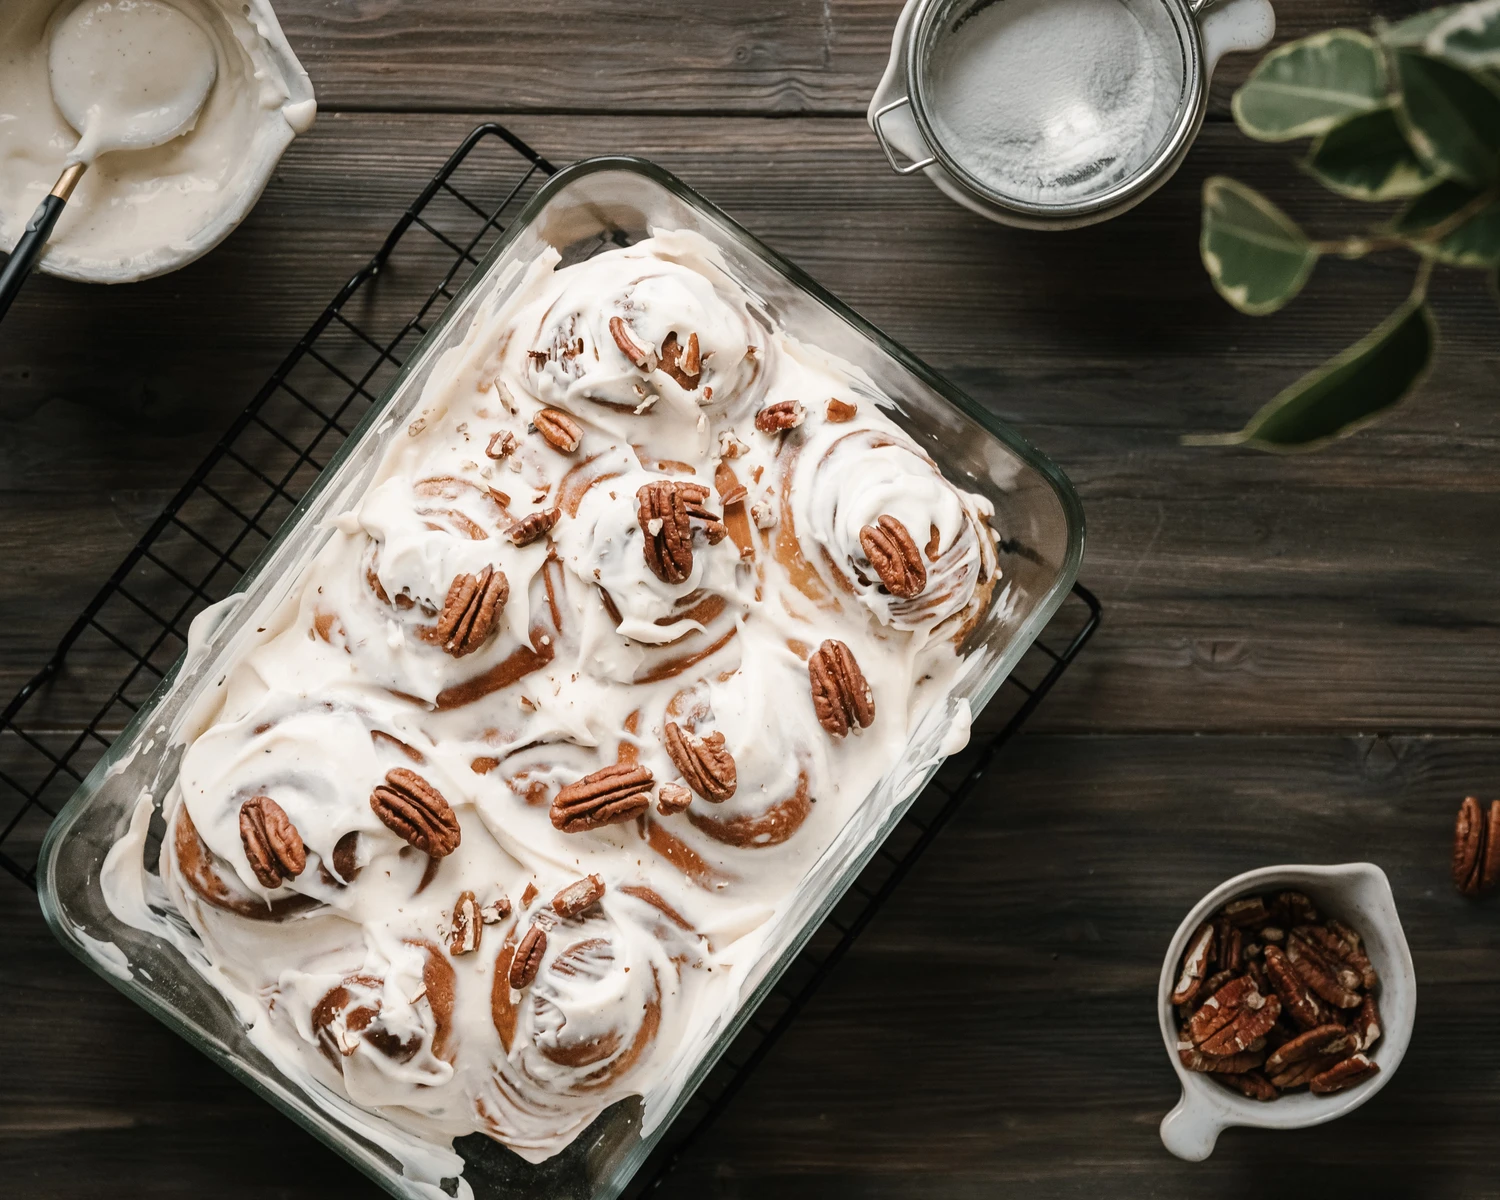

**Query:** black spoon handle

left=0, top=163, right=87, bottom=323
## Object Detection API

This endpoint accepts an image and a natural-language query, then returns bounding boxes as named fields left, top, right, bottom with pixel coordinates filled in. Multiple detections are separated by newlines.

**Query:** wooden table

left=8, top=1, right=1500, bottom=1194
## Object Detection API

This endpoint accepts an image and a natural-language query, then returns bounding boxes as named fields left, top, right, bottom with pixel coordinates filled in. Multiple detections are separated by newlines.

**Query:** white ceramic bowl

left=1158, top=863, right=1415, bottom=1161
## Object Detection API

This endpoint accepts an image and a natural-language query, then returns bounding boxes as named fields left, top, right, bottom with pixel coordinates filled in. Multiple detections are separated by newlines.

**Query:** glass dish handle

left=872, top=97, right=937, bottom=176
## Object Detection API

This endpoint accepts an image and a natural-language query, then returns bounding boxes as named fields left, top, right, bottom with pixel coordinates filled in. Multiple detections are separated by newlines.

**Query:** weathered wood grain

left=7, top=733, right=1500, bottom=1197
left=261, top=0, right=1423, bottom=117
left=3, top=115, right=1498, bottom=735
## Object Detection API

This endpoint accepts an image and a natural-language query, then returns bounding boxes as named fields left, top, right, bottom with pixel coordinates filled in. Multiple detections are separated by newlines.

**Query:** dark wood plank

left=3, top=115, right=1498, bottom=735
left=263, top=0, right=1423, bottom=116
left=7, top=733, right=1499, bottom=1196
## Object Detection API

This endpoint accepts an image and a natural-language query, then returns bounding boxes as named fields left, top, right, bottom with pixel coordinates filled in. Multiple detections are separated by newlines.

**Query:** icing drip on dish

left=103, top=229, right=1000, bottom=1182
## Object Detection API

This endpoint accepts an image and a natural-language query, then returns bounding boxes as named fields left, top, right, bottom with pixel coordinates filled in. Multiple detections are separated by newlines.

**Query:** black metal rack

left=0, top=123, right=1099, bottom=1193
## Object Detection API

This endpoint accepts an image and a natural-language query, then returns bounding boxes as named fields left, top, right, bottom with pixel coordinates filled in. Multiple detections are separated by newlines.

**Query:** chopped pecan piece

left=1263, top=944, right=1327, bottom=1030
left=609, top=316, right=655, bottom=370
left=424, top=566, right=508, bottom=657
left=1310, top=1053, right=1379, bottom=1094
left=754, top=400, right=806, bottom=434
left=551, top=763, right=654, bottom=833
left=825, top=398, right=857, bottom=423
left=656, top=782, right=692, bottom=816
left=506, top=507, right=561, bottom=547
left=486, top=430, right=516, bottom=460
left=510, top=924, right=547, bottom=989
left=808, top=639, right=875, bottom=738
left=449, top=890, right=482, bottom=956
left=664, top=721, right=736, bottom=802
left=1264, top=1024, right=1356, bottom=1075
left=1453, top=795, right=1500, bottom=897
left=1170, top=923, right=1215, bottom=1007
left=859, top=515, right=928, bottom=599
left=1213, top=1069, right=1278, bottom=1100
left=370, top=768, right=461, bottom=858
left=480, top=896, right=512, bottom=924
left=1352, top=993, right=1381, bottom=1051
left=637, top=480, right=726, bottom=584
left=533, top=408, right=583, bottom=453
left=659, top=331, right=702, bottom=389
left=239, top=795, right=306, bottom=889
left=551, top=874, right=606, bottom=918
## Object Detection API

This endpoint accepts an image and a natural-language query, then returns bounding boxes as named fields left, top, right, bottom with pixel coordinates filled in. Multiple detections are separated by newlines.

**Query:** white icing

left=101, top=229, right=1001, bottom=1184
left=0, top=0, right=314, bottom=282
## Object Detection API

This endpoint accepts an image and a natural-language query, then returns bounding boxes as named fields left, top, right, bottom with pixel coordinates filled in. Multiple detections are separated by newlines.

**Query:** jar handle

left=872, top=97, right=938, bottom=176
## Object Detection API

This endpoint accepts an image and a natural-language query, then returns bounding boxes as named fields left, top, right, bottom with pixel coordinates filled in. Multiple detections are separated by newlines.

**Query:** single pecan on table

left=664, top=721, right=736, bottom=801
left=754, top=400, right=806, bottom=434
left=238, top=795, right=306, bottom=889
left=1171, top=890, right=1382, bottom=1100
left=550, top=763, right=654, bottom=833
left=533, top=407, right=584, bottom=453
left=1453, top=795, right=1500, bottom=897
left=808, top=639, right=875, bottom=738
left=637, top=480, right=727, bottom=584
left=370, top=768, right=462, bottom=857
left=859, top=514, right=928, bottom=599
left=423, top=565, right=508, bottom=658
left=506, top=506, right=561, bottom=547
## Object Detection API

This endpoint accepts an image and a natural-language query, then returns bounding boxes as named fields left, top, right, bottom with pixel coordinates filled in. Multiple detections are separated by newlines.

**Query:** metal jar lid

left=873, top=0, right=1217, bottom=229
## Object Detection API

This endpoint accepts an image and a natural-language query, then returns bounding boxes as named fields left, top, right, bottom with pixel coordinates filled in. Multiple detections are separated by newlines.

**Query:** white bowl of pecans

left=1157, top=863, right=1415, bottom=1161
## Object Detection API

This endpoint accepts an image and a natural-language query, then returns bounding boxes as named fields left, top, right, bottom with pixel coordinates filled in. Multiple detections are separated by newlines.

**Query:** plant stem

left=1313, top=189, right=1500, bottom=260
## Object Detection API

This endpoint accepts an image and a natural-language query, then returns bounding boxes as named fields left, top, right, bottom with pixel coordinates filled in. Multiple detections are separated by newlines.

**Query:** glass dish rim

left=37, top=152, right=1086, bottom=1197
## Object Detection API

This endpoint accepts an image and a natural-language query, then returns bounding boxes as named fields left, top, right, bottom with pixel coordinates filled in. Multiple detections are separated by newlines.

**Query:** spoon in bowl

left=0, top=0, right=217, bottom=320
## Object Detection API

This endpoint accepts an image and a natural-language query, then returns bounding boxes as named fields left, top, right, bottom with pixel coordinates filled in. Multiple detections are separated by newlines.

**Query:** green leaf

left=1304, top=106, right=1438, bottom=199
left=1381, top=5, right=1461, bottom=48
left=1201, top=177, right=1320, bottom=315
left=1393, top=178, right=1500, bottom=264
left=1426, top=0, right=1500, bottom=68
left=1233, top=31, right=1386, bottom=141
left=1394, top=49, right=1500, bottom=185
left=1183, top=297, right=1436, bottom=452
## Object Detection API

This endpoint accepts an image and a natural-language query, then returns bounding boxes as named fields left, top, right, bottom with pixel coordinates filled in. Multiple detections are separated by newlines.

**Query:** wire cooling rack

left=0, top=123, right=1100, bottom=1193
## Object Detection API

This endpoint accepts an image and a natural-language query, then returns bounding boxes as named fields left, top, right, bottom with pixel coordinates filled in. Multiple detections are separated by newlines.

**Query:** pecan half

left=1271, top=891, right=1319, bottom=926
left=1453, top=795, right=1500, bottom=897
left=1198, top=993, right=1280, bottom=1057
left=551, top=763, right=654, bottom=833
left=754, top=400, right=806, bottom=434
left=506, top=507, right=561, bottom=547
left=1184, top=975, right=1259, bottom=1046
left=1264, top=1024, right=1356, bottom=1075
left=808, top=639, right=875, bottom=737
left=551, top=874, right=606, bottom=918
left=1179, top=1047, right=1264, bottom=1074
left=1170, top=923, right=1215, bottom=1007
left=825, top=398, right=857, bottom=423
left=659, top=331, right=702, bottom=389
left=1352, top=993, right=1382, bottom=1051
left=370, top=769, right=461, bottom=857
left=656, top=782, right=692, bottom=816
left=859, top=515, right=927, bottom=599
left=486, top=430, right=516, bottom=460
left=1293, top=924, right=1369, bottom=992
left=449, top=890, right=482, bottom=956
left=1286, top=932, right=1362, bottom=1008
left=1224, top=896, right=1270, bottom=927
left=1263, top=944, right=1328, bottom=1030
left=533, top=408, right=583, bottom=453
left=1213, top=1069, right=1278, bottom=1101
left=239, top=795, right=306, bottom=889
left=1269, top=1055, right=1343, bottom=1090
left=637, top=480, right=726, bottom=584
left=425, top=566, right=508, bottom=658
left=609, top=316, right=655, bottom=370
left=510, top=924, right=547, bottom=989
left=1310, top=1053, right=1379, bottom=1094
left=664, top=721, right=736, bottom=801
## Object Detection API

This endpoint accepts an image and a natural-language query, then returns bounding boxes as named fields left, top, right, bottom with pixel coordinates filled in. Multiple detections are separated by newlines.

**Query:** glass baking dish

left=38, top=157, right=1084, bottom=1200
